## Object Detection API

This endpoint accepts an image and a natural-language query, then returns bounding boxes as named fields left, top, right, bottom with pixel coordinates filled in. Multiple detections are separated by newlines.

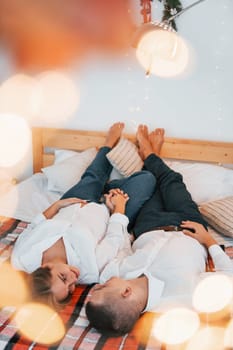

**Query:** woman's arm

left=43, top=198, right=88, bottom=219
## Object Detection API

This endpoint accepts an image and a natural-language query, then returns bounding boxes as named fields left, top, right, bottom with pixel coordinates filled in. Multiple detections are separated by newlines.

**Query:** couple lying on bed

left=11, top=122, right=233, bottom=336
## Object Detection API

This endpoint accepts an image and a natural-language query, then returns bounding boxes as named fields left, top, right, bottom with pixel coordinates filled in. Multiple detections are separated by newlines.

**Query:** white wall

left=0, top=0, right=232, bottom=181
left=67, top=0, right=233, bottom=141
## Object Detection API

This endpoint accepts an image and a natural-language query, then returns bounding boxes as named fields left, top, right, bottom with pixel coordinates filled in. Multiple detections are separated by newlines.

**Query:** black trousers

left=132, top=154, right=207, bottom=238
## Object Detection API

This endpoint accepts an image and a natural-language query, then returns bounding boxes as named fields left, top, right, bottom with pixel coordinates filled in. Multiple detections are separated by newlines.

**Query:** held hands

left=180, top=220, right=217, bottom=248
left=104, top=188, right=129, bottom=215
left=43, top=198, right=88, bottom=219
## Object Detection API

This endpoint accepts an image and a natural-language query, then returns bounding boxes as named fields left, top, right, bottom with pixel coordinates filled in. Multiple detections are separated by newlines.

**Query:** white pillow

left=165, top=160, right=233, bottom=204
left=42, top=148, right=97, bottom=193
left=54, top=149, right=80, bottom=163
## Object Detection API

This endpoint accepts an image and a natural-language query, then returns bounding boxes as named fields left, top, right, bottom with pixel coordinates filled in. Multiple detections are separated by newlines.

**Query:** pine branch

left=157, top=0, right=183, bottom=30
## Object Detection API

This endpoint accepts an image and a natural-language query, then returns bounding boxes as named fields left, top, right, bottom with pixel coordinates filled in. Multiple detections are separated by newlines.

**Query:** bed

left=0, top=127, right=233, bottom=349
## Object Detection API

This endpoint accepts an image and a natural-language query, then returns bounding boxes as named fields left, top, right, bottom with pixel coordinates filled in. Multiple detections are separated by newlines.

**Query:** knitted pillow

left=106, top=138, right=143, bottom=177
left=199, top=196, right=233, bottom=238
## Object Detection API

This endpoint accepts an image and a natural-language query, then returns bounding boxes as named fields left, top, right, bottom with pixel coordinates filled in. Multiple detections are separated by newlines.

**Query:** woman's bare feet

left=149, top=128, right=165, bottom=155
left=104, top=122, right=124, bottom=148
left=136, top=124, right=153, bottom=160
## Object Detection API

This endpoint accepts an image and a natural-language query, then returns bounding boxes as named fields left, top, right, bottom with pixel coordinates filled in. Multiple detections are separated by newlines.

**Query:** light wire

left=168, top=0, right=207, bottom=22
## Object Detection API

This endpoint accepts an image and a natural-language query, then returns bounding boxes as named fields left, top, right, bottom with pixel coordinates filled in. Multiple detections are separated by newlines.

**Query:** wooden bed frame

left=32, top=127, right=233, bottom=173
left=1, top=127, right=230, bottom=350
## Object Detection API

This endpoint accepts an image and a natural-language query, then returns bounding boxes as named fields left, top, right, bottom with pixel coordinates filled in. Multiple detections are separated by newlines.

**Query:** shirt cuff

left=208, top=244, right=225, bottom=257
left=109, top=213, right=129, bottom=226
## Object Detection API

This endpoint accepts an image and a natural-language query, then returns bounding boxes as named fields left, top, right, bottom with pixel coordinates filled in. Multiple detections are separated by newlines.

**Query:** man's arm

left=181, top=220, right=216, bottom=248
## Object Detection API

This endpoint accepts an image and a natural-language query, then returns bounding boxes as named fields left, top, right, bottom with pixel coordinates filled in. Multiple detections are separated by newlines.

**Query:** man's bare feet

left=104, top=122, right=124, bottom=148
left=149, top=128, right=165, bottom=155
left=136, top=124, right=153, bottom=160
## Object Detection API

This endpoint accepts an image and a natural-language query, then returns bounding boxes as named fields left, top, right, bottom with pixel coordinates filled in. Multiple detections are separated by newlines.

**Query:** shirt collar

left=143, top=271, right=165, bottom=312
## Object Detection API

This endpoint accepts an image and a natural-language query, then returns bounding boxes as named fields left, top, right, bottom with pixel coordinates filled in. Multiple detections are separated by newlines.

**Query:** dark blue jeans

left=61, top=147, right=156, bottom=230
left=132, top=153, right=207, bottom=237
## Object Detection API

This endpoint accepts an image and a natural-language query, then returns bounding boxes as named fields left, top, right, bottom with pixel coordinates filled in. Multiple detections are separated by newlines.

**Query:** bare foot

left=136, top=124, right=153, bottom=160
left=104, top=122, right=124, bottom=148
left=149, top=128, right=165, bottom=155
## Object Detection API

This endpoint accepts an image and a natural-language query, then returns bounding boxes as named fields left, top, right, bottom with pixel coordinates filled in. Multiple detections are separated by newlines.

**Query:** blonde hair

left=27, top=266, right=72, bottom=310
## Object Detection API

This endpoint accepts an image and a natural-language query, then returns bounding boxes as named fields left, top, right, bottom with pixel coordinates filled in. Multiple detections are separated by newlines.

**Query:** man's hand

left=104, top=189, right=129, bottom=215
left=43, top=198, right=88, bottom=219
left=180, top=220, right=217, bottom=248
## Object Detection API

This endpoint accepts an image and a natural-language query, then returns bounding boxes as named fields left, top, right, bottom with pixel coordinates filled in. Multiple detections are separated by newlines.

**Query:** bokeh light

left=0, top=262, right=28, bottom=307
left=224, top=319, right=233, bottom=348
left=0, top=182, right=19, bottom=218
left=0, top=169, right=15, bottom=195
left=0, top=169, right=18, bottom=219
left=152, top=307, right=200, bottom=345
left=0, top=74, right=39, bottom=121
left=192, top=275, right=233, bottom=314
left=186, top=326, right=225, bottom=350
left=136, top=29, right=190, bottom=78
left=13, top=302, right=65, bottom=345
left=35, top=71, right=80, bottom=125
left=0, top=113, right=31, bottom=167
left=0, top=0, right=133, bottom=70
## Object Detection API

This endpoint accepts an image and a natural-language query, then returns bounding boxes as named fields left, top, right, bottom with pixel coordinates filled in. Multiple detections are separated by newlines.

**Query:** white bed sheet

left=0, top=173, right=60, bottom=222
left=0, top=172, right=233, bottom=248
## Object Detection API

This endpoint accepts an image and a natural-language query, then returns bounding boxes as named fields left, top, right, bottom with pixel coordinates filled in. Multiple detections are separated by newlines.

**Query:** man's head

left=85, top=277, right=142, bottom=336
left=28, top=263, right=80, bottom=309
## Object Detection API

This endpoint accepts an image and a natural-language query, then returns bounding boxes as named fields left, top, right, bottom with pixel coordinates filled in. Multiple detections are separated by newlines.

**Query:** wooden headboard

left=32, top=127, right=233, bottom=173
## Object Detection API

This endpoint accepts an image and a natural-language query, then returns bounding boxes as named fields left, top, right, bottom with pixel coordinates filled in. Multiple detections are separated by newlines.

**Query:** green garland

left=157, top=0, right=183, bottom=30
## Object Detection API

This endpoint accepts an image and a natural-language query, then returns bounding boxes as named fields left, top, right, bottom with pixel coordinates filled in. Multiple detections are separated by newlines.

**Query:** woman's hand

left=180, top=220, right=217, bottom=248
left=104, top=189, right=129, bottom=215
left=43, top=198, right=88, bottom=219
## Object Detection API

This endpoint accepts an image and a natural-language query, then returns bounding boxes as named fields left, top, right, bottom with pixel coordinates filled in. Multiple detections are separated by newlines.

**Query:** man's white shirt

left=100, top=229, right=233, bottom=312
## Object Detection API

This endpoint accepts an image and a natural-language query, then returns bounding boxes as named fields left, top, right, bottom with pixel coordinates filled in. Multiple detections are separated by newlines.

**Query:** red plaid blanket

left=0, top=217, right=162, bottom=349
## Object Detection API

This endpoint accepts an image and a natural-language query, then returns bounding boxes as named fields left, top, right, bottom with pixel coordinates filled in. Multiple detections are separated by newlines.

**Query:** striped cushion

left=107, top=138, right=143, bottom=177
left=199, top=196, right=233, bottom=237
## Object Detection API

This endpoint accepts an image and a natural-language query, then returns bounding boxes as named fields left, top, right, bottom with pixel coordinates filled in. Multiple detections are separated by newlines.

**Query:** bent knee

left=138, top=170, right=156, bottom=189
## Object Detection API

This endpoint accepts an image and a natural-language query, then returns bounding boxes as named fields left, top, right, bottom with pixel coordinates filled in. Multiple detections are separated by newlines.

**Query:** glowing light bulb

left=136, top=29, right=190, bottom=78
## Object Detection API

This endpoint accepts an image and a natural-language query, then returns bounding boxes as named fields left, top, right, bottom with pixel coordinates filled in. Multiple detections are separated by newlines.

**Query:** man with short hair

left=86, top=125, right=233, bottom=336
